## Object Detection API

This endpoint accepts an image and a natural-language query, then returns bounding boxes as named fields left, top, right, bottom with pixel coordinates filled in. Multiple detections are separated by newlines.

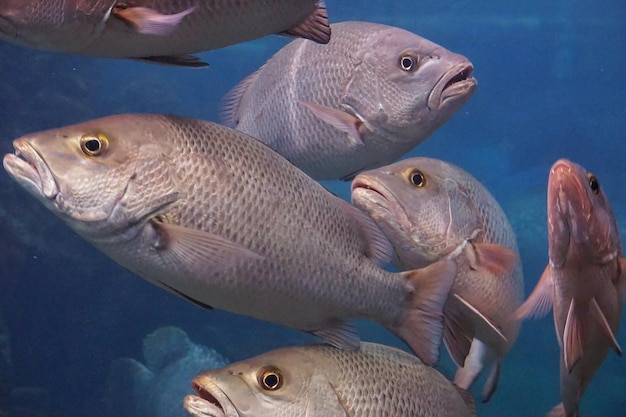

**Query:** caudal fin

left=392, top=259, right=457, bottom=366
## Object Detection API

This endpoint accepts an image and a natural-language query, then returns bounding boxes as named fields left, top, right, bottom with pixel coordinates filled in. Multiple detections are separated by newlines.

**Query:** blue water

left=0, top=1, right=625, bottom=416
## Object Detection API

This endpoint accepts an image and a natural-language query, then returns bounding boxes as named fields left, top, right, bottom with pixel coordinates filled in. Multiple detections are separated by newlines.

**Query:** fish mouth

left=184, top=376, right=239, bottom=417
left=3, top=139, right=58, bottom=199
left=428, top=62, right=476, bottom=110
left=351, top=174, right=411, bottom=233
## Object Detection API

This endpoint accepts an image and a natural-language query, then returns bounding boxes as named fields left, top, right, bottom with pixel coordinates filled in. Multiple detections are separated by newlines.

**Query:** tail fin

left=392, top=259, right=456, bottom=366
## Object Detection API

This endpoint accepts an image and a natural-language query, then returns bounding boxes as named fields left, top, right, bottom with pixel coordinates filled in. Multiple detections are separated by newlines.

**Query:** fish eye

left=587, top=174, right=600, bottom=194
left=80, top=133, right=109, bottom=157
left=408, top=169, right=426, bottom=187
left=399, top=53, right=418, bottom=72
left=257, top=367, right=283, bottom=391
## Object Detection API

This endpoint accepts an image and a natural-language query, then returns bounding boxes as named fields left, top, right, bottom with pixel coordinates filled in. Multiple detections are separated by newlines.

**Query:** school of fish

left=0, top=2, right=624, bottom=417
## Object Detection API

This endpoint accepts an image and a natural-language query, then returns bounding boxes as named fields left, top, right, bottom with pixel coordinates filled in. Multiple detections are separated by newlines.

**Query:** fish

left=221, top=21, right=476, bottom=180
left=184, top=342, right=476, bottom=417
left=351, top=157, right=524, bottom=401
left=105, top=326, right=228, bottom=417
left=514, top=159, right=626, bottom=417
left=3, top=114, right=457, bottom=367
left=0, top=0, right=330, bottom=67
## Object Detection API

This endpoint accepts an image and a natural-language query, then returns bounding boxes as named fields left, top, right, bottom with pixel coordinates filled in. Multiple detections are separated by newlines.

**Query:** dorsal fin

left=220, top=67, right=264, bottom=128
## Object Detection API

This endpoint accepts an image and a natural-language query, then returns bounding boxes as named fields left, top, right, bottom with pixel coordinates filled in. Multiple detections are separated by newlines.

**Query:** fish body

left=222, top=21, right=476, bottom=180
left=515, top=159, right=626, bottom=417
left=184, top=342, right=476, bottom=417
left=3, top=114, right=456, bottom=366
left=351, top=157, right=523, bottom=401
left=0, top=0, right=330, bottom=66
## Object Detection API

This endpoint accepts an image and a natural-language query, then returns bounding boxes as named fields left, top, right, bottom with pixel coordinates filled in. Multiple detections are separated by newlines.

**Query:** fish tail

left=392, top=259, right=456, bottom=366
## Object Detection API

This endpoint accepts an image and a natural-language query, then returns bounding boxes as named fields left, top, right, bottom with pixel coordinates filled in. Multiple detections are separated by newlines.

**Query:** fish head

left=547, top=159, right=621, bottom=268
left=185, top=347, right=332, bottom=417
left=0, top=0, right=109, bottom=51
left=345, top=25, right=476, bottom=142
left=3, top=115, right=184, bottom=242
left=352, top=157, right=481, bottom=269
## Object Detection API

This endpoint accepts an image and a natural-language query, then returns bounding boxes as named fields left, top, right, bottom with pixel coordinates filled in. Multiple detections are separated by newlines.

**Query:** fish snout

left=427, top=61, right=476, bottom=111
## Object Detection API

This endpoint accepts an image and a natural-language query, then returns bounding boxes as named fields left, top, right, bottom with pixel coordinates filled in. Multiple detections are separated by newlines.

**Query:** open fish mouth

left=184, top=377, right=240, bottom=417
left=428, top=62, right=476, bottom=110
left=3, top=139, right=58, bottom=199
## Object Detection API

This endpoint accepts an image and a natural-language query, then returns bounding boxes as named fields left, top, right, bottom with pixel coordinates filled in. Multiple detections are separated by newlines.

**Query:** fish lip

left=428, top=62, right=476, bottom=110
left=3, top=139, right=58, bottom=199
left=351, top=174, right=411, bottom=232
left=185, top=376, right=239, bottom=417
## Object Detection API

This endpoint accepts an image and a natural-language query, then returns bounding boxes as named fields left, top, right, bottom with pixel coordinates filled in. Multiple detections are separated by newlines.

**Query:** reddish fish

left=515, top=159, right=626, bottom=417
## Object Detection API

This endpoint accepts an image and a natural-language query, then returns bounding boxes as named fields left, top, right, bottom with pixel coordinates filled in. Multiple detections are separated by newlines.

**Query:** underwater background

left=0, top=1, right=625, bottom=416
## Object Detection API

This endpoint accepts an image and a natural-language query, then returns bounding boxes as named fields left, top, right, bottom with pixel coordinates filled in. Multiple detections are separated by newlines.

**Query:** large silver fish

left=0, top=0, right=330, bottom=67
left=221, top=21, right=476, bottom=180
left=184, top=342, right=476, bottom=417
left=3, top=114, right=456, bottom=366
left=351, top=157, right=523, bottom=401
left=515, top=159, right=626, bottom=417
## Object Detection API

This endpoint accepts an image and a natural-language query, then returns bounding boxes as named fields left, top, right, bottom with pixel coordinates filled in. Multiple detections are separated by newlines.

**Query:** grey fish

left=515, top=159, right=626, bottom=417
left=184, top=342, right=476, bottom=417
left=105, top=326, right=228, bottom=417
left=221, top=21, right=476, bottom=180
left=3, top=114, right=456, bottom=366
left=0, top=0, right=330, bottom=67
left=351, top=157, right=524, bottom=401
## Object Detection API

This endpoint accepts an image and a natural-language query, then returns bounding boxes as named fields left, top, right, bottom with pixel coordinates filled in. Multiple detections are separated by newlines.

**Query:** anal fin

left=135, top=55, right=208, bottom=68
left=311, top=321, right=360, bottom=351
left=279, top=1, right=330, bottom=44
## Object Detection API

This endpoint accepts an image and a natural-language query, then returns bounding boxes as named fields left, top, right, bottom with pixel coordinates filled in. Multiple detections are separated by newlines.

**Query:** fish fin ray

left=153, top=221, right=263, bottom=273
left=220, top=67, right=264, bottom=127
left=310, top=321, right=360, bottom=350
left=513, top=265, right=554, bottom=320
left=393, top=259, right=457, bottom=366
left=466, top=242, right=519, bottom=275
left=563, top=299, right=583, bottom=372
left=279, top=1, right=330, bottom=44
left=449, top=294, right=508, bottom=354
left=134, top=55, right=208, bottom=67
left=332, top=196, right=393, bottom=267
left=297, top=100, right=364, bottom=145
left=547, top=403, right=566, bottom=417
left=481, top=360, right=501, bottom=403
left=589, top=298, right=623, bottom=355
left=113, top=6, right=195, bottom=36
left=442, top=305, right=474, bottom=367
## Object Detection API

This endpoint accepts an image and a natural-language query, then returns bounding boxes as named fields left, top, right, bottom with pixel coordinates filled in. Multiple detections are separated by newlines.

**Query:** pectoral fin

left=113, top=6, right=195, bottom=36
left=513, top=265, right=554, bottom=320
left=563, top=299, right=583, bottom=372
left=152, top=221, right=263, bottom=274
left=279, top=1, right=330, bottom=44
left=589, top=298, right=623, bottom=355
left=297, top=100, right=364, bottom=145
left=465, top=242, right=519, bottom=275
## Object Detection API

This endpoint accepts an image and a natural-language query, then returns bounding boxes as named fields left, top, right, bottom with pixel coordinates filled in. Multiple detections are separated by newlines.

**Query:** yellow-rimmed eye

left=399, top=53, right=418, bottom=72
left=587, top=173, right=600, bottom=194
left=408, top=169, right=426, bottom=187
left=80, top=133, right=109, bottom=156
left=257, top=367, right=283, bottom=391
